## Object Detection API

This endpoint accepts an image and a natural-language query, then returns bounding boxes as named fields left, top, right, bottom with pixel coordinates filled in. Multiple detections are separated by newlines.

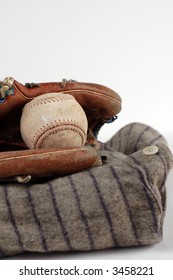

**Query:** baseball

left=20, top=93, right=88, bottom=149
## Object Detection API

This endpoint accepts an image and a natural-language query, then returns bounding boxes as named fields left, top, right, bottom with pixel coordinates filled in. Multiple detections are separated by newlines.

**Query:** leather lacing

left=61, top=79, right=77, bottom=88
left=0, top=77, right=14, bottom=102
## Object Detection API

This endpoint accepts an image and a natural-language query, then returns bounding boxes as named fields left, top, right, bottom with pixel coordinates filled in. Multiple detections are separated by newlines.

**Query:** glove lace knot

left=61, top=78, right=77, bottom=88
left=0, top=77, right=14, bottom=103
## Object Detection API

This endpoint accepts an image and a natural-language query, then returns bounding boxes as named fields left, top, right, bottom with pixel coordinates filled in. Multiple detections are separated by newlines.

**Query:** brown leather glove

left=0, top=77, right=121, bottom=182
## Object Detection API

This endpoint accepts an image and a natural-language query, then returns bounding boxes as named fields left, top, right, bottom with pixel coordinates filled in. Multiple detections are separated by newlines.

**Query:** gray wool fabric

left=0, top=122, right=172, bottom=258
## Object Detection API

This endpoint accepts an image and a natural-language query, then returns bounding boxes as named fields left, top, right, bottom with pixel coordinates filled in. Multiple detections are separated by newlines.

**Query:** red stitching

left=25, top=95, right=75, bottom=110
left=32, top=121, right=86, bottom=148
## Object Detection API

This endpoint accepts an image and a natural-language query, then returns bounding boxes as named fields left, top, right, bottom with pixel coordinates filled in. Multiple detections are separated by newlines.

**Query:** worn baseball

left=20, top=93, right=88, bottom=149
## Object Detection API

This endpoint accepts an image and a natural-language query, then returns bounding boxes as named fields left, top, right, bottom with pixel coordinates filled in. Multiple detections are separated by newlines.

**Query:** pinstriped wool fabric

left=0, top=122, right=172, bottom=257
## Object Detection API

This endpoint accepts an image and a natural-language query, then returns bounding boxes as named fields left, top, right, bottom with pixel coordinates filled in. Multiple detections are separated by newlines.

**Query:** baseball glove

left=0, top=77, right=122, bottom=182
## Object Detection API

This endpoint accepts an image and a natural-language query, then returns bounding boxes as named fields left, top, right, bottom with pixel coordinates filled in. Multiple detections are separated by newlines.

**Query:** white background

left=1, top=0, right=173, bottom=260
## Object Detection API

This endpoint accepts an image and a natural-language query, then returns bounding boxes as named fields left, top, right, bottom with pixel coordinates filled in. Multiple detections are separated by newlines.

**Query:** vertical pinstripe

left=134, top=126, right=150, bottom=151
left=26, top=188, right=48, bottom=252
left=124, top=123, right=136, bottom=154
left=109, top=127, right=123, bottom=151
left=130, top=156, right=158, bottom=233
left=110, top=166, right=140, bottom=245
left=3, top=187, right=24, bottom=250
left=157, top=153, right=167, bottom=190
left=88, top=170, right=119, bottom=247
left=117, top=127, right=123, bottom=152
left=109, top=135, right=114, bottom=149
left=48, top=183, right=73, bottom=250
left=68, top=176, right=95, bottom=250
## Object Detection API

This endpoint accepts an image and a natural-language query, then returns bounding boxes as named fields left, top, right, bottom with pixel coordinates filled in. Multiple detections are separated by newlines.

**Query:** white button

left=143, top=145, right=159, bottom=155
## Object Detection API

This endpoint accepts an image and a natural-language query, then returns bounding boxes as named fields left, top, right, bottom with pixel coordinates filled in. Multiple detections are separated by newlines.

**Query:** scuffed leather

left=0, top=146, right=101, bottom=181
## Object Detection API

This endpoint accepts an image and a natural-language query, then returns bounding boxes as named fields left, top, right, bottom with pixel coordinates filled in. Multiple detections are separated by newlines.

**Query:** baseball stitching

left=24, top=94, right=75, bottom=111
left=22, top=93, right=87, bottom=148
left=32, top=120, right=86, bottom=148
left=25, top=95, right=86, bottom=148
